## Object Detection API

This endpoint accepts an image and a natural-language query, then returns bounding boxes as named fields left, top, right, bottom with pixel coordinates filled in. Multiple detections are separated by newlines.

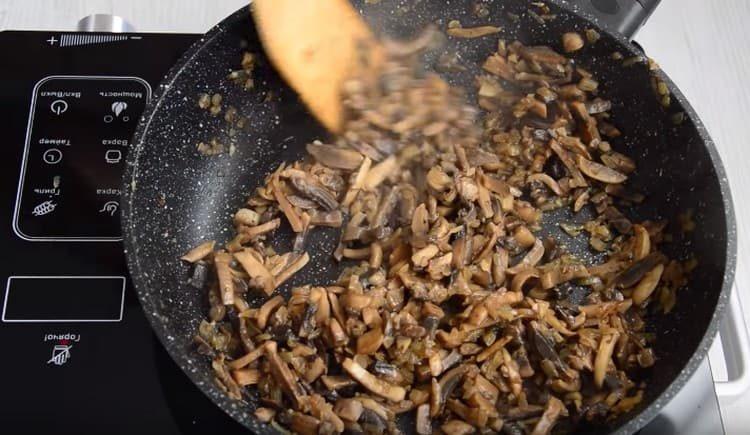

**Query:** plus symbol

left=46, top=36, right=58, bottom=46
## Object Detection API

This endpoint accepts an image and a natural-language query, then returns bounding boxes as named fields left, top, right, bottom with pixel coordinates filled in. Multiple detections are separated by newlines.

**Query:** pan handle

left=715, top=286, right=750, bottom=397
left=572, top=0, right=661, bottom=40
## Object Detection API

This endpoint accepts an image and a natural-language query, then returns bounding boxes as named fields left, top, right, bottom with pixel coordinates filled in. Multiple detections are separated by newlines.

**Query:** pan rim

left=121, top=2, right=737, bottom=434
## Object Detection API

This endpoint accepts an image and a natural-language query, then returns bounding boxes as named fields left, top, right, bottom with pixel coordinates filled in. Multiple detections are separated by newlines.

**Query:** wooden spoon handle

left=252, top=0, right=384, bottom=133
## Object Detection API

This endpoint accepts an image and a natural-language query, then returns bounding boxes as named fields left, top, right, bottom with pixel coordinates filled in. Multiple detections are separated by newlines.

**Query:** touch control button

left=42, top=148, right=62, bottom=164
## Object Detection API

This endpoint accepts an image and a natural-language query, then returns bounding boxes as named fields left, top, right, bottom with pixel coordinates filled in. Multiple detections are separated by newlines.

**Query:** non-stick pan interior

left=122, top=1, right=733, bottom=434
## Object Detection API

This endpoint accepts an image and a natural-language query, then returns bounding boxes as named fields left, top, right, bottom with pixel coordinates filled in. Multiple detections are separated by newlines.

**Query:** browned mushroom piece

left=181, top=240, right=215, bottom=263
left=357, top=328, right=384, bottom=354
left=506, top=239, right=545, bottom=274
left=466, top=146, right=502, bottom=168
left=234, top=249, right=275, bottom=295
left=342, top=358, right=406, bottom=402
left=415, top=403, right=431, bottom=434
left=576, top=154, right=628, bottom=184
left=288, top=194, right=321, bottom=210
left=271, top=170, right=304, bottom=233
left=231, top=368, right=260, bottom=386
left=562, top=32, right=585, bottom=53
left=447, top=23, right=502, bottom=39
left=632, top=264, right=665, bottom=305
left=239, top=217, right=282, bottom=239
left=274, top=252, right=310, bottom=289
left=412, top=244, right=440, bottom=268
left=213, top=252, right=235, bottom=305
left=321, top=375, right=356, bottom=391
left=310, top=209, right=344, bottom=227
left=284, top=168, right=340, bottom=211
left=265, top=341, right=307, bottom=408
left=441, top=419, right=475, bottom=435
left=228, top=345, right=265, bottom=370
left=594, top=330, right=620, bottom=389
left=615, top=252, right=664, bottom=288
left=530, top=396, right=566, bottom=435
left=291, top=412, right=320, bottom=435
left=307, top=142, right=364, bottom=170
left=364, top=155, right=397, bottom=190
left=334, top=398, right=364, bottom=422
left=528, top=173, right=563, bottom=196
left=255, top=407, right=276, bottom=423
left=632, top=224, right=651, bottom=260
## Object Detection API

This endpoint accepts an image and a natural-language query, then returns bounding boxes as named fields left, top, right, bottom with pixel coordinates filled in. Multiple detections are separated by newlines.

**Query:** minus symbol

left=130, top=36, right=142, bottom=40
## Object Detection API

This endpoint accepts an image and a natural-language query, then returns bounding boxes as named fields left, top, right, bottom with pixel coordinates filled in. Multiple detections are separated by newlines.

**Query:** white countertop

left=2, top=0, right=749, bottom=432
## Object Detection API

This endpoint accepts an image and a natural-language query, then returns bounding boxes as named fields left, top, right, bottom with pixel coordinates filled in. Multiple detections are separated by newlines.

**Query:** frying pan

left=122, top=1, right=736, bottom=433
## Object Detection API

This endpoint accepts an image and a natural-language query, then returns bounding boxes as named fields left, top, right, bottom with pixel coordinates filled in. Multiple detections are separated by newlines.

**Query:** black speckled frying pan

left=121, top=1, right=736, bottom=434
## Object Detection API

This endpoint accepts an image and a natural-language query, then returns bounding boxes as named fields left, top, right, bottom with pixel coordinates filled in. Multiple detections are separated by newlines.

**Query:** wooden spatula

left=252, top=0, right=384, bottom=133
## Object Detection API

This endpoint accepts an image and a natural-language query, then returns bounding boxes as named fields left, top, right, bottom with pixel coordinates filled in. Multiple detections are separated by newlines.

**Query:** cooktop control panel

left=14, top=76, right=150, bottom=241
left=0, top=31, right=248, bottom=434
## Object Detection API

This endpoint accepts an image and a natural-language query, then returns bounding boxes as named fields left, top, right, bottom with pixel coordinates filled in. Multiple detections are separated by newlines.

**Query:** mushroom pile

left=182, top=32, right=692, bottom=435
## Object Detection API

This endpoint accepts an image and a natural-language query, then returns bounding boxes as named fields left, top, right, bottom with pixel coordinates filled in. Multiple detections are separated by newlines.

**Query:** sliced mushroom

left=632, top=264, right=665, bottom=305
left=231, top=368, right=260, bottom=386
left=287, top=194, right=321, bottom=210
left=550, top=141, right=587, bottom=188
left=633, top=224, right=651, bottom=261
left=214, top=252, right=235, bottom=305
left=212, top=356, right=242, bottom=400
left=342, top=157, right=372, bottom=207
left=530, top=396, right=566, bottom=435
left=447, top=24, right=502, bottom=39
left=601, top=152, right=636, bottom=174
left=570, top=101, right=601, bottom=146
left=239, top=218, right=281, bottom=239
left=370, top=187, right=399, bottom=231
left=290, top=412, right=320, bottom=435
left=286, top=169, right=339, bottom=211
left=507, top=239, right=545, bottom=274
left=594, top=331, right=620, bottom=389
left=181, top=240, right=215, bottom=263
left=364, top=155, right=397, bottom=190
left=576, top=155, right=627, bottom=184
left=528, top=173, right=562, bottom=196
left=265, top=341, right=307, bottom=408
left=255, top=407, right=276, bottom=423
left=271, top=170, right=304, bottom=233
left=432, top=364, right=472, bottom=417
left=334, top=398, right=363, bottom=422
left=415, top=403, right=431, bottom=434
left=540, top=264, right=589, bottom=290
left=441, top=420, right=475, bottom=435
left=341, top=358, right=405, bottom=402
left=234, top=209, right=261, bottom=227
left=426, top=166, right=453, bottom=192
left=234, top=249, right=275, bottom=295
left=412, top=244, right=439, bottom=268
left=274, top=252, right=310, bottom=289
left=511, top=268, right=540, bottom=293
left=615, top=252, right=663, bottom=288
left=306, top=142, right=364, bottom=170
left=427, top=252, right=453, bottom=280
left=321, top=375, right=356, bottom=391
left=309, top=209, right=343, bottom=228
left=356, top=328, right=384, bottom=354
left=227, top=345, right=265, bottom=370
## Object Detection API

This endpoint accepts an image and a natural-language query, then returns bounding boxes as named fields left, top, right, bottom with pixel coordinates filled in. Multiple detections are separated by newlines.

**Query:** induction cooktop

left=0, top=29, right=725, bottom=435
